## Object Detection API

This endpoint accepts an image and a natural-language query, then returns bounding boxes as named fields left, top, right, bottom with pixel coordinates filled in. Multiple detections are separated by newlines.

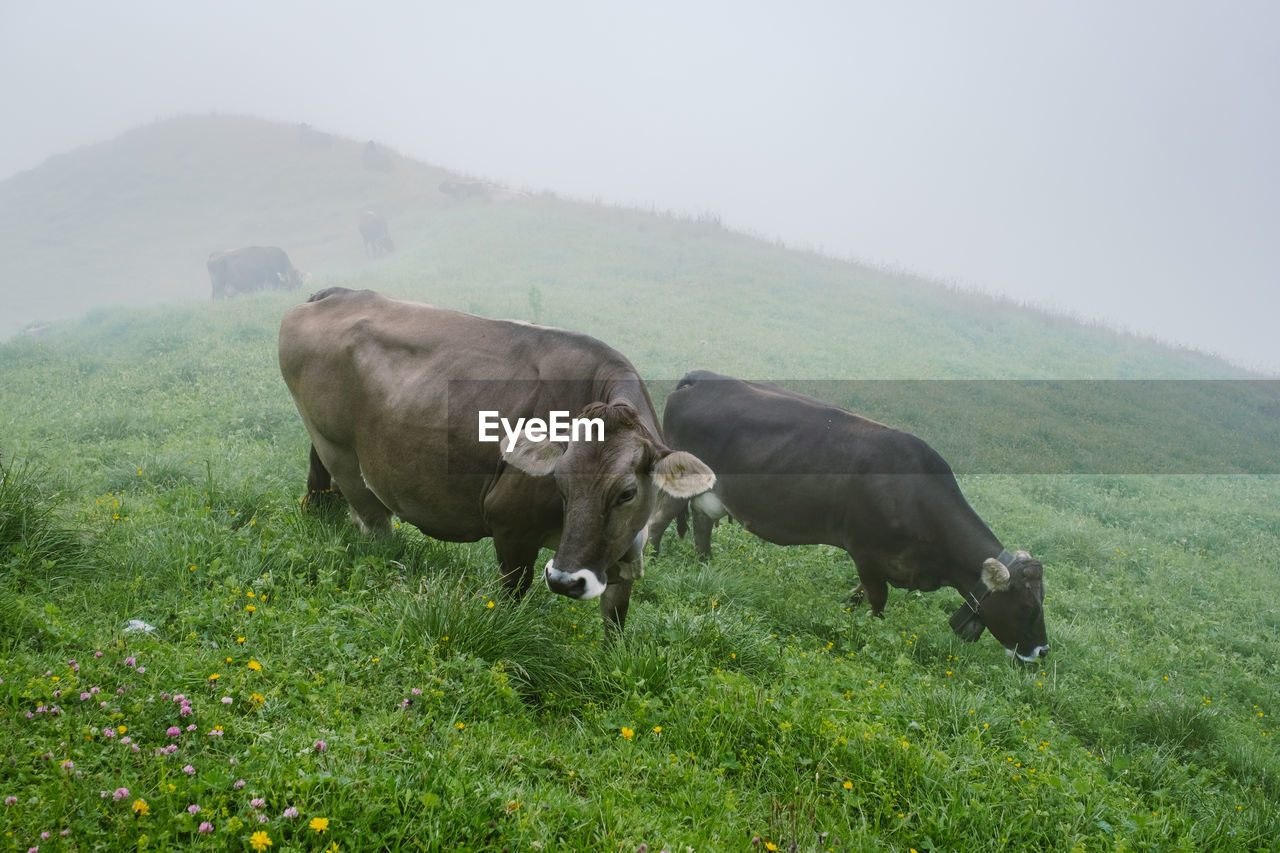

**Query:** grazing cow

left=296, top=123, right=332, bottom=149
left=358, top=210, right=395, bottom=258
left=438, top=179, right=489, bottom=201
left=362, top=141, right=394, bottom=172
left=278, top=288, right=714, bottom=632
left=207, top=246, right=305, bottom=301
left=649, top=370, right=1049, bottom=661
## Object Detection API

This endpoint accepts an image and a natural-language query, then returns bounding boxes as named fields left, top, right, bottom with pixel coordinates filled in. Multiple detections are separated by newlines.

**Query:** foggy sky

left=3, top=1, right=1277, bottom=373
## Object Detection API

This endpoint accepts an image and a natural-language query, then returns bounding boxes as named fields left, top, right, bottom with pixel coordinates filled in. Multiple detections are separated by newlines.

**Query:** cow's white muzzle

left=543, top=559, right=607, bottom=600
left=1008, top=644, right=1050, bottom=663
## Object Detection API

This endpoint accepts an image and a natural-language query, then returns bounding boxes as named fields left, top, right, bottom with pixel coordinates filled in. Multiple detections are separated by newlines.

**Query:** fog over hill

left=2, top=2, right=1277, bottom=372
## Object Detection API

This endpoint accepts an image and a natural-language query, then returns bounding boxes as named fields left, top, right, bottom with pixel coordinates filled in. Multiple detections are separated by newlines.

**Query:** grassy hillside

left=1, top=118, right=1277, bottom=851
left=0, top=115, right=1249, bottom=379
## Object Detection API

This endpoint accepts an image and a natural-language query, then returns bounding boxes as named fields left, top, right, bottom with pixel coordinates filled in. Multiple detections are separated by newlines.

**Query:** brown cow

left=278, top=288, right=714, bottom=632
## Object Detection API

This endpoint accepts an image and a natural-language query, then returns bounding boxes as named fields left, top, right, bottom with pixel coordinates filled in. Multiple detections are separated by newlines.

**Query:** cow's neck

left=943, top=518, right=1008, bottom=592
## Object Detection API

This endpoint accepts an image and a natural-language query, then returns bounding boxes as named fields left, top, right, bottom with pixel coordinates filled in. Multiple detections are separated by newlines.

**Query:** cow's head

left=949, top=550, right=1049, bottom=662
left=502, top=401, right=714, bottom=601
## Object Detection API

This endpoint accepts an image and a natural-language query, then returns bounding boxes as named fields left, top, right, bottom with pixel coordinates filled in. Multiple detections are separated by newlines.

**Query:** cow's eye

left=617, top=486, right=638, bottom=505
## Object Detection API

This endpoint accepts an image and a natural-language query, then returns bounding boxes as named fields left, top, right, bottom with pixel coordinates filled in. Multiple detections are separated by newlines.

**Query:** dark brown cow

left=358, top=210, right=395, bottom=258
left=649, top=370, right=1050, bottom=661
left=207, top=246, right=304, bottom=301
left=278, top=288, right=714, bottom=632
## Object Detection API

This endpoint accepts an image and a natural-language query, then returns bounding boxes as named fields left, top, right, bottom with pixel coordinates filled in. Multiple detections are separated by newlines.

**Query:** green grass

left=1, top=117, right=1277, bottom=851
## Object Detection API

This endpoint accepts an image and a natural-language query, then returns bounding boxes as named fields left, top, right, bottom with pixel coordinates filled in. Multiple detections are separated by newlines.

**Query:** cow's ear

left=652, top=451, right=715, bottom=498
left=503, top=436, right=565, bottom=477
left=981, top=558, right=1011, bottom=591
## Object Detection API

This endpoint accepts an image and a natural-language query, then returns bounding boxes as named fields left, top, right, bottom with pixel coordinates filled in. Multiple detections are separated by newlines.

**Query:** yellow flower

left=247, top=659, right=262, bottom=672
left=620, top=727, right=635, bottom=740
left=250, top=830, right=273, bottom=850
left=843, top=781, right=853, bottom=790
left=487, top=601, right=495, bottom=609
left=765, top=843, right=778, bottom=852
left=250, top=692, right=265, bottom=706
left=237, top=636, right=246, bottom=643
left=309, top=817, right=330, bottom=834
left=117, top=725, right=127, bottom=735
left=208, top=673, right=221, bottom=682
left=132, top=798, right=150, bottom=815
left=455, top=722, right=465, bottom=730
left=652, top=726, right=662, bottom=734
left=245, top=605, right=256, bottom=613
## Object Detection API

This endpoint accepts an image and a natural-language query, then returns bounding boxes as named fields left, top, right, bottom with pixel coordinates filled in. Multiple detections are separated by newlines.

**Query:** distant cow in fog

left=362, top=141, right=394, bottom=172
left=358, top=210, right=395, bottom=258
left=439, top=179, right=489, bottom=201
left=207, top=246, right=305, bottom=301
left=296, top=123, right=332, bottom=149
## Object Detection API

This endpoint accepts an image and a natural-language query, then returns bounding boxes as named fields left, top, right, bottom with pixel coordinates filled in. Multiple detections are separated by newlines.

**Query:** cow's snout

left=1010, top=643, right=1050, bottom=664
left=543, top=559, right=607, bottom=600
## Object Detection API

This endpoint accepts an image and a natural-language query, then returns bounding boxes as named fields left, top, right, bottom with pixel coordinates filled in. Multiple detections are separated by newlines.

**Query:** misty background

left=2, top=1, right=1277, bottom=373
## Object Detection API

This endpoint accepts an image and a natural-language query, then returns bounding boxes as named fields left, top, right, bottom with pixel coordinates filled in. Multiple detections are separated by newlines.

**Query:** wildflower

left=251, top=798, right=266, bottom=809
left=183, top=765, right=196, bottom=776
left=454, top=722, right=465, bottom=731
left=103, top=727, right=116, bottom=738
left=59, top=760, right=74, bottom=772
left=208, top=673, right=221, bottom=682
left=283, top=807, right=299, bottom=819
left=222, top=697, right=233, bottom=705
left=199, top=822, right=213, bottom=834
left=188, top=804, right=201, bottom=815
left=843, top=781, right=853, bottom=790
left=765, top=843, right=778, bottom=852
left=113, top=788, right=130, bottom=801
left=117, top=725, right=127, bottom=735
left=245, top=605, right=256, bottom=613
left=237, top=637, right=245, bottom=643
left=309, top=817, right=330, bottom=834
left=487, top=601, right=495, bottom=609
left=621, top=727, right=635, bottom=740
left=210, top=726, right=224, bottom=737
left=124, top=657, right=136, bottom=667
left=133, top=799, right=150, bottom=816
left=167, top=726, right=181, bottom=738
left=5, top=796, right=17, bottom=806
left=247, top=659, right=262, bottom=672
left=234, top=780, right=246, bottom=790
left=250, top=830, right=272, bottom=850
left=652, top=726, right=662, bottom=734
left=251, top=693, right=265, bottom=707
left=411, top=688, right=422, bottom=695
left=314, top=740, right=328, bottom=752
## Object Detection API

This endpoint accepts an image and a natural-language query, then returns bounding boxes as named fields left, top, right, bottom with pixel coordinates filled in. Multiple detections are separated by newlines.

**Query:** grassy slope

left=1, top=117, right=1277, bottom=852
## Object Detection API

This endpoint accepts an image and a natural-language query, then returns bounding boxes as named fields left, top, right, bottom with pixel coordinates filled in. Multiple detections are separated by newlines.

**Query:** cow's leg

left=303, top=445, right=344, bottom=510
left=599, top=577, right=634, bottom=636
left=309, top=440, right=392, bottom=536
left=692, top=506, right=715, bottom=560
left=850, top=555, right=889, bottom=616
left=492, top=535, right=539, bottom=599
left=646, top=494, right=687, bottom=556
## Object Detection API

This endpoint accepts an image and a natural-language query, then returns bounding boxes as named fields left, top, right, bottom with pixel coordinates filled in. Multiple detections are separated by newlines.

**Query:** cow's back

left=279, top=288, right=655, bottom=541
left=664, top=371, right=961, bottom=549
